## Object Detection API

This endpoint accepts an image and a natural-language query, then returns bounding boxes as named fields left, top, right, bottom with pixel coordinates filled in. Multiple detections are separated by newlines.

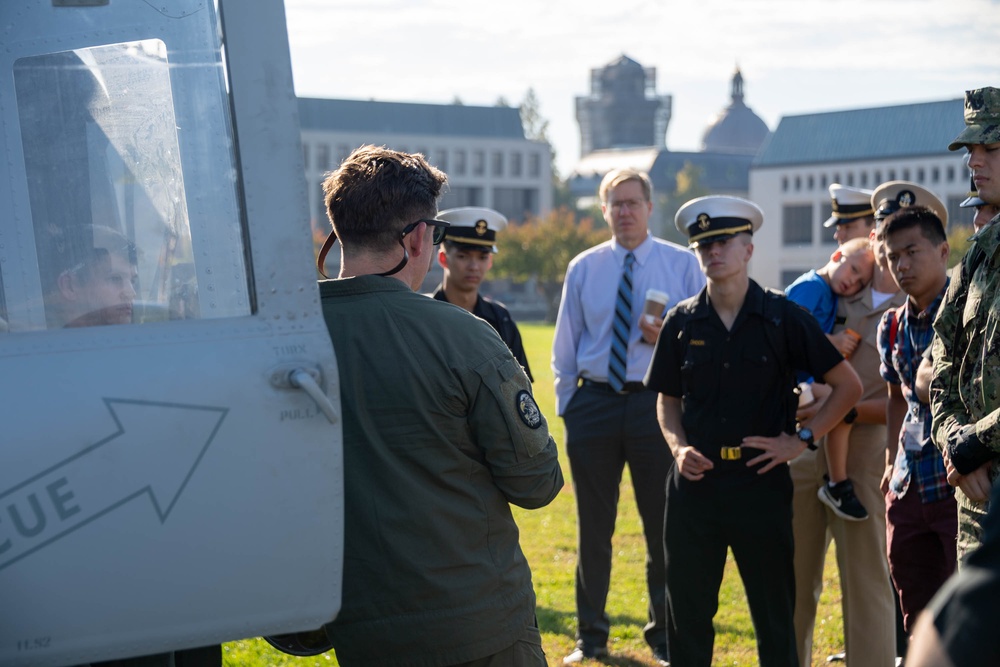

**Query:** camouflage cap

left=948, top=87, right=1000, bottom=151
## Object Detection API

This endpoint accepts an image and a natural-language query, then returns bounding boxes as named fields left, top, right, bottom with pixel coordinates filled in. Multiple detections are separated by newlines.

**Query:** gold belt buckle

left=720, top=446, right=742, bottom=461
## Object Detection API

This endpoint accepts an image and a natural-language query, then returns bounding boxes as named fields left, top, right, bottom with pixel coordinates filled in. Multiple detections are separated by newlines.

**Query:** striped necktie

left=608, top=251, right=635, bottom=392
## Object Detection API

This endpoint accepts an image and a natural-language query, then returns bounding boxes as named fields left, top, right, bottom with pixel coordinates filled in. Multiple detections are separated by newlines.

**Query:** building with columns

left=298, top=97, right=553, bottom=232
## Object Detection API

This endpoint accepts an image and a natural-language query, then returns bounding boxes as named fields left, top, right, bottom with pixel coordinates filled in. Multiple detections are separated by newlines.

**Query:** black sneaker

left=818, top=478, right=869, bottom=521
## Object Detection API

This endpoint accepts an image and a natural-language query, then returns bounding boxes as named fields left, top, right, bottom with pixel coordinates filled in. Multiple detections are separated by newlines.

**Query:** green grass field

left=224, top=323, right=845, bottom=666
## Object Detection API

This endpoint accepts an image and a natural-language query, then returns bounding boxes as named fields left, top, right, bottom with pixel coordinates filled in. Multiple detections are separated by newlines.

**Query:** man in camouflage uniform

left=931, top=86, right=1000, bottom=564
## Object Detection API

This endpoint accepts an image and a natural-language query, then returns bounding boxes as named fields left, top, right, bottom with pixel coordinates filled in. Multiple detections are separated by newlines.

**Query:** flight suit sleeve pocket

left=473, top=355, right=550, bottom=459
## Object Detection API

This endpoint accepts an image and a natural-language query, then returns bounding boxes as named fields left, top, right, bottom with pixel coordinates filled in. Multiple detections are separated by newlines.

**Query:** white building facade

left=749, top=99, right=972, bottom=289
left=298, top=98, right=553, bottom=234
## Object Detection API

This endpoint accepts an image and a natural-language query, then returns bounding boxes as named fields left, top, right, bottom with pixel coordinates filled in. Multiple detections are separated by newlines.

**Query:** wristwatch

left=797, top=426, right=817, bottom=451
left=843, top=407, right=859, bottom=425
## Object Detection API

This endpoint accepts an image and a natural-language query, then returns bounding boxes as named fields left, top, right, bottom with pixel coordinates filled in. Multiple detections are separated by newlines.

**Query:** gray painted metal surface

left=0, top=1, right=343, bottom=664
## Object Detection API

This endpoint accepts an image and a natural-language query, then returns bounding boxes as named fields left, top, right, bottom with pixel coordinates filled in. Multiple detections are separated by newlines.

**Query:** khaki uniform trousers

left=791, top=422, right=896, bottom=667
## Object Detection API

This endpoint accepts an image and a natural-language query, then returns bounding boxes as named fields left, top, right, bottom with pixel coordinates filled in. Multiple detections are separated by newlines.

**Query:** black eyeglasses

left=404, top=218, right=450, bottom=245
left=317, top=218, right=451, bottom=278
left=375, top=218, right=451, bottom=277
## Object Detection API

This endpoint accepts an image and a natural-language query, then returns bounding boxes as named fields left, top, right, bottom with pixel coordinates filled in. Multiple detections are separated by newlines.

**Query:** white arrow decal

left=0, top=398, right=227, bottom=571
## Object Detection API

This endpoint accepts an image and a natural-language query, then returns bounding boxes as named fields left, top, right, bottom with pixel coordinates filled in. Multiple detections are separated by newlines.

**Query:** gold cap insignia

left=475, top=220, right=488, bottom=236
left=897, top=191, right=915, bottom=207
left=697, top=213, right=711, bottom=231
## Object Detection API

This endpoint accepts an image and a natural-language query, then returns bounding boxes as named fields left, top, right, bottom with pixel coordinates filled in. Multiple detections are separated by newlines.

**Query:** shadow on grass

left=537, top=605, right=661, bottom=666
left=597, top=656, right=661, bottom=667
left=537, top=606, right=650, bottom=640
left=536, top=604, right=578, bottom=639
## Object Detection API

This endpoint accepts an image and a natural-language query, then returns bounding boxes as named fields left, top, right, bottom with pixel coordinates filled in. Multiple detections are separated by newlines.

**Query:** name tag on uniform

left=903, top=421, right=925, bottom=452
left=689, top=339, right=705, bottom=346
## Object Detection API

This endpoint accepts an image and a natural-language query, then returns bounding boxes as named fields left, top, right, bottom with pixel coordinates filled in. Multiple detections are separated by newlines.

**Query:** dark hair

left=880, top=205, right=947, bottom=246
left=322, top=145, right=447, bottom=253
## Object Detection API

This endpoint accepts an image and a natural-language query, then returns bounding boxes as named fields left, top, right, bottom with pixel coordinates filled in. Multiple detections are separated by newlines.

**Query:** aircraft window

left=12, top=38, right=250, bottom=331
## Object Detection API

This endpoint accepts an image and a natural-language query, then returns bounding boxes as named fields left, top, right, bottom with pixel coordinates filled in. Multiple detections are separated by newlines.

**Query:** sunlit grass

left=223, top=323, right=846, bottom=666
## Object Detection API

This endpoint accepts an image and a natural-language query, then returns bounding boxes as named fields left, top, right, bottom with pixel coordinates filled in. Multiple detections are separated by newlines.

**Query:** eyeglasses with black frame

left=317, top=218, right=451, bottom=279
left=374, top=218, right=451, bottom=277
left=405, top=218, right=450, bottom=245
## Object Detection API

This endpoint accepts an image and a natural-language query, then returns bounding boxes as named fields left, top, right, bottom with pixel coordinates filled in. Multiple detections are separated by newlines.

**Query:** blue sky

left=284, top=0, right=1000, bottom=177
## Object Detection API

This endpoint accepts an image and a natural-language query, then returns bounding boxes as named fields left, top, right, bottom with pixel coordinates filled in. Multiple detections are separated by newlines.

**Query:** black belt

left=581, top=379, right=647, bottom=395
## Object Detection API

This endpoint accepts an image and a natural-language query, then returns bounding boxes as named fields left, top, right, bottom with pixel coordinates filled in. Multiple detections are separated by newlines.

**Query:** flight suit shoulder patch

left=516, top=390, right=542, bottom=429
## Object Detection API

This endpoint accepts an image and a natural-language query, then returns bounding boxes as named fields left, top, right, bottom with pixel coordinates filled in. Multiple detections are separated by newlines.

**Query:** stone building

left=575, top=55, right=672, bottom=156
left=299, top=97, right=553, bottom=231
left=569, top=58, right=770, bottom=239
left=701, top=69, right=770, bottom=155
left=298, top=97, right=553, bottom=291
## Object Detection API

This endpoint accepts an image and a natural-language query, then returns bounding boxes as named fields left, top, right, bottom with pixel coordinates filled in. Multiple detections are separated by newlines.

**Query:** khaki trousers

left=790, top=423, right=896, bottom=667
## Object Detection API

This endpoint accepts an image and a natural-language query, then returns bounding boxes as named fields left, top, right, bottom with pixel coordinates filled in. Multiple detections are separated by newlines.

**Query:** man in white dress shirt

left=552, top=168, right=705, bottom=665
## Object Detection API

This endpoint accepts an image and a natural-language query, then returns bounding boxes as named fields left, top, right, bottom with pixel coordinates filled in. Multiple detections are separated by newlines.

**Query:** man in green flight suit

left=318, top=144, right=564, bottom=666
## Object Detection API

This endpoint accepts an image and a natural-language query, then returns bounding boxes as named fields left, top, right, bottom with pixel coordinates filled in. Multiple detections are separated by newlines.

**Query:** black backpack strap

left=761, top=289, right=788, bottom=373
left=760, top=288, right=797, bottom=432
left=674, top=298, right=699, bottom=348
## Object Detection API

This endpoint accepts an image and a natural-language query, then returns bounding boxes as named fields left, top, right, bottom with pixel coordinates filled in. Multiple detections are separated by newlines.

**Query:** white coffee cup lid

left=645, top=289, right=669, bottom=303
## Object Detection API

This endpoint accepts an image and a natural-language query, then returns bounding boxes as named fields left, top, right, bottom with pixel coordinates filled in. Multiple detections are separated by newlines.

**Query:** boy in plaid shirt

left=876, top=205, right=957, bottom=639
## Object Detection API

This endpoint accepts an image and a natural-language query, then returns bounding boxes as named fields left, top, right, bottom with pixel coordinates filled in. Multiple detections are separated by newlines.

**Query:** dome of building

left=701, top=68, right=770, bottom=156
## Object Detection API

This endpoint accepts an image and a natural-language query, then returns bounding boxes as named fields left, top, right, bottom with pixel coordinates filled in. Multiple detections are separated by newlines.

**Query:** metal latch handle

left=270, top=365, right=338, bottom=424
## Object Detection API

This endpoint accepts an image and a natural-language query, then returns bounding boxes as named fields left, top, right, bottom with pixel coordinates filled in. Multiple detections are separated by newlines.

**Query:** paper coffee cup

left=797, top=382, right=815, bottom=407
left=643, top=289, right=669, bottom=324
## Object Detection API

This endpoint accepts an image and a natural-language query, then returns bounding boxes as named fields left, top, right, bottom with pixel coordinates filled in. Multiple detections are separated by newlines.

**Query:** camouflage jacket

left=931, top=216, right=1000, bottom=506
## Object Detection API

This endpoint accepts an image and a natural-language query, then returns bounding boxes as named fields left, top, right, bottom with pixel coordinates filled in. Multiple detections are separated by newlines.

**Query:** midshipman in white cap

left=430, top=206, right=532, bottom=381
left=647, top=193, right=863, bottom=666
left=871, top=180, right=948, bottom=228
left=824, top=184, right=876, bottom=246
left=674, top=195, right=763, bottom=249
